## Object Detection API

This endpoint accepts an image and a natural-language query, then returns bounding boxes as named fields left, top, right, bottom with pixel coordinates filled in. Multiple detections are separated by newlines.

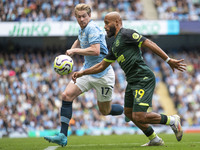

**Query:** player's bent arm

left=83, top=60, right=110, bottom=75
left=142, top=39, right=169, bottom=61
left=74, top=43, right=100, bottom=56
left=72, top=60, right=111, bottom=82
left=71, top=39, right=81, bottom=48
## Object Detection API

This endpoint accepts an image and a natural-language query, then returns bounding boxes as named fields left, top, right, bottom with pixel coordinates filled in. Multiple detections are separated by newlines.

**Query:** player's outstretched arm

left=142, top=39, right=186, bottom=72
left=167, top=58, right=186, bottom=72
left=72, top=60, right=111, bottom=83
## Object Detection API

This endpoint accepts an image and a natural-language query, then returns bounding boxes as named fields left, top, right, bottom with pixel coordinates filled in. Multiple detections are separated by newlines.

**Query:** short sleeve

left=104, top=48, right=116, bottom=63
left=121, top=28, right=147, bottom=48
left=87, top=26, right=101, bottom=45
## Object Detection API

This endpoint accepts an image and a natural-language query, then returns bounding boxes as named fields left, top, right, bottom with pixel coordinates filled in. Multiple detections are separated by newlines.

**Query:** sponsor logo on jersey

left=115, top=40, right=120, bottom=47
left=117, top=54, right=125, bottom=63
left=89, top=33, right=96, bottom=38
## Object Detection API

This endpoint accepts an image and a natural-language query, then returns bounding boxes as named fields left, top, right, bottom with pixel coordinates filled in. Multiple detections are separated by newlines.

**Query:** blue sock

left=60, top=101, right=72, bottom=136
left=109, top=104, right=124, bottom=116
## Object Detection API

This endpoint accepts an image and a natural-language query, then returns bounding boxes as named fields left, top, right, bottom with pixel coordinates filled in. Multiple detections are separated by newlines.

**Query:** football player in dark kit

left=72, top=12, right=186, bottom=146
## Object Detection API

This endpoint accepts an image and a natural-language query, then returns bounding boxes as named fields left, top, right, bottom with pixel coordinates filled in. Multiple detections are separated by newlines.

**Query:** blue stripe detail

left=61, top=116, right=70, bottom=125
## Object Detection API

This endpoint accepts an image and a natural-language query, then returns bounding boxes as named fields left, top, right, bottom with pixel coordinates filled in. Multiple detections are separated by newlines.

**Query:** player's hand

left=66, top=49, right=75, bottom=57
left=168, top=58, right=187, bottom=72
left=72, top=71, right=84, bottom=83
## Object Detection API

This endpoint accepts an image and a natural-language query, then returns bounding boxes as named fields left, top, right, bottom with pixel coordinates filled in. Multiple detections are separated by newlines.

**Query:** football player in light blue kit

left=44, top=3, right=124, bottom=147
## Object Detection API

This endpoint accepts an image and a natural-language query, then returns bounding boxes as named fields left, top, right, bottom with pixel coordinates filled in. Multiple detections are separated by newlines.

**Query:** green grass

left=0, top=133, right=200, bottom=150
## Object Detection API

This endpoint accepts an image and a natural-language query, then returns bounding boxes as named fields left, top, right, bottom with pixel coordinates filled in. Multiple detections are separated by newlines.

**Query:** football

left=53, top=55, right=73, bottom=75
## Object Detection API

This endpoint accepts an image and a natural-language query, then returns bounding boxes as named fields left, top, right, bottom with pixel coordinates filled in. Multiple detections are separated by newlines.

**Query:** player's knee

left=98, top=101, right=111, bottom=116
left=133, top=113, right=146, bottom=124
left=124, top=109, right=132, bottom=120
left=99, top=108, right=110, bottom=116
left=61, top=92, right=71, bottom=101
left=124, top=110, right=130, bottom=117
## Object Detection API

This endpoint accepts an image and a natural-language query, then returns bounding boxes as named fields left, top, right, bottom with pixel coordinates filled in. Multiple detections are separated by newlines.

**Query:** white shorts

left=74, top=68, right=115, bottom=102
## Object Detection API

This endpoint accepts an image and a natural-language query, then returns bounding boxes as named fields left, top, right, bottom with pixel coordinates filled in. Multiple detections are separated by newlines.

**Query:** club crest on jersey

left=132, top=33, right=140, bottom=40
left=82, top=32, right=85, bottom=36
left=115, top=40, right=120, bottom=47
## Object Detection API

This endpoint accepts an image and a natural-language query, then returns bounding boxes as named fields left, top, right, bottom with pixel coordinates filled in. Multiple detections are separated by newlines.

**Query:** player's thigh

left=124, top=84, right=135, bottom=118
left=92, top=68, right=115, bottom=102
left=74, top=74, right=93, bottom=92
left=124, top=84, right=134, bottom=108
left=62, top=82, right=82, bottom=101
left=132, top=78, right=155, bottom=111
left=124, top=80, right=155, bottom=113
left=63, top=76, right=92, bottom=101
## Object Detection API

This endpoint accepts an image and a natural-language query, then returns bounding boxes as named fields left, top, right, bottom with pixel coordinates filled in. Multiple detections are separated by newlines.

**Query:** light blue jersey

left=78, top=20, right=111, bottom=78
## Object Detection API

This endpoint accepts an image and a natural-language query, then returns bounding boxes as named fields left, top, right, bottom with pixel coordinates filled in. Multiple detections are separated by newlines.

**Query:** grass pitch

left=0, top=133, right=200, bottom=150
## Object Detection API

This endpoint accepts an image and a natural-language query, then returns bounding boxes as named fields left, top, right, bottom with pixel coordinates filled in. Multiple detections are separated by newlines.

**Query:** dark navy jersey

left=104, top=28, right=154, bottom=83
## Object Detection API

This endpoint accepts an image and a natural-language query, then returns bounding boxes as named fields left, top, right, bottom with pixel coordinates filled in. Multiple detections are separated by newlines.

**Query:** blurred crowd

left=154, top=0, right=200, bottom=20
left=0, top=0, right=200, bottom=137
left=1, top=0, right=200, bottom=22
left=0, top=46, right=163, bottom=137
left=0, top=0, right=144, bottom=21
left=0, top=44, right=200, bottom=137
left=160, top=50, right=200, bottom=127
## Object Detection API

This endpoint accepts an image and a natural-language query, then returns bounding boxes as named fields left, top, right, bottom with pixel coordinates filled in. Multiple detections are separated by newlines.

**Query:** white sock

left=152, top=136, right=160, bottom=142
left=169, top=116, right=175, bottom=125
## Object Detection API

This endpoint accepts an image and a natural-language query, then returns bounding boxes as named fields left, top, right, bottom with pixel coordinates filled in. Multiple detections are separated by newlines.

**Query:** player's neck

left=114, top=27, right=122, bottom=38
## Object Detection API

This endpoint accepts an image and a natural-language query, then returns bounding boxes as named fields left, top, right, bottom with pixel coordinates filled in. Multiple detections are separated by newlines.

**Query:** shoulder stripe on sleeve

left=104, top=58, right=115, bottom=63
left=138, top=41, right=143, bottom=48
left=138, top=103, right=149, bottom=106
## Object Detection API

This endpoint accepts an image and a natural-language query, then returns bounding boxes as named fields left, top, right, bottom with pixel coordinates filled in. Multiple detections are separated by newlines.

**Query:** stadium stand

left=141, top=0, right=158, bottom=19
left=0, top=0, right=145, bottom=21
left=160, top=50, right=200, bottom=127
left=1, top=0, right=199, bottom=21
left=1, top=0, right=200, bottom=137
left=154, top=0, right=200, bottom=20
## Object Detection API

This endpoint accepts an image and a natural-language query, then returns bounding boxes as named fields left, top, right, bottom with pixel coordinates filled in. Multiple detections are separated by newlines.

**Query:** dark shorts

left=124, top=76, right=156, bottom=112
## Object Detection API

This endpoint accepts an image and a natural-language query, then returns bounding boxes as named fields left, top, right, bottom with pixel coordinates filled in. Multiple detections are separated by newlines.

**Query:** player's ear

left=116, top=20, right=119, bottom=27
left=88, top=13, right=91, bottom=18
left=116, top=18, right=122, bottom=28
